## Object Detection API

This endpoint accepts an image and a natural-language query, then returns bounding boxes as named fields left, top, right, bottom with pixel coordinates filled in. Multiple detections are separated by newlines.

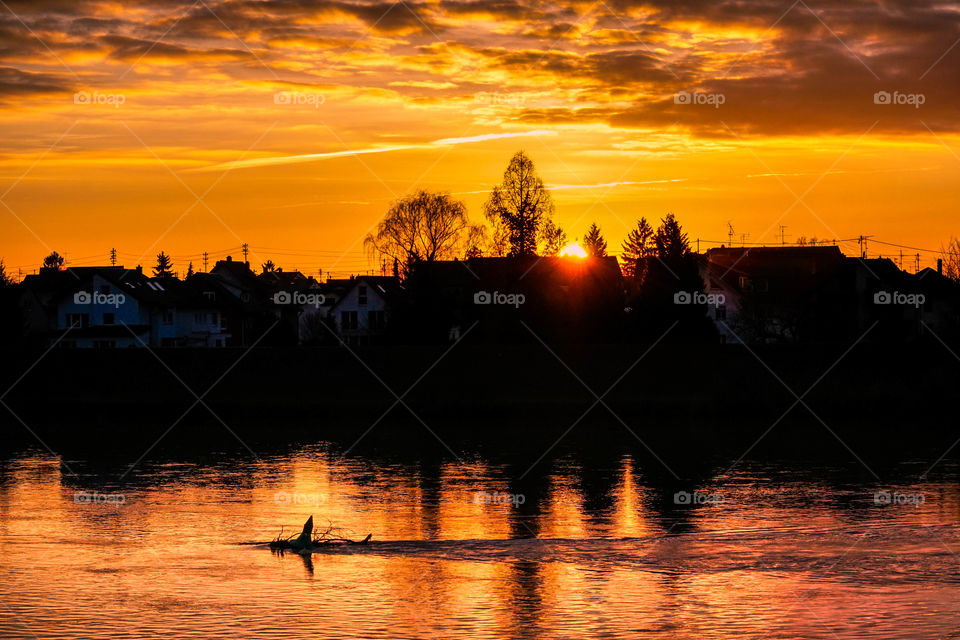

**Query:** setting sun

left=560, top=242, right=588, bottom=258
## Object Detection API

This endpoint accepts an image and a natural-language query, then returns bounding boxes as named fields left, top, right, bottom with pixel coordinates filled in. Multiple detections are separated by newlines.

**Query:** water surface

left=1, top=440, right=959, bottom=639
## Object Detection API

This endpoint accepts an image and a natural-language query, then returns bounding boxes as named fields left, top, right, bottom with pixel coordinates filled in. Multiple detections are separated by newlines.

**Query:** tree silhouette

left=582, top=223, right=608, bottom=257
left=943, top=238, right=960, bottom=282
left=185, top=262, right=195, bottom=279
left=365, top=190, right=478, bottom=278
left=0, top=259, right=12, bottom=286
left=539, top=219, right=567, bottom=257
left=153, top=252, right=174, bottom=278
left=620, top=217, right=655, bottom=280
left=463, top=225, right=488, bottom=259
left=41, top=251, right=64, bottom=271
left=261, top=259, right=276, bottom=273
left=484, top=151, right=554, bottom=257
left=654, top=213, right=690, bottom=261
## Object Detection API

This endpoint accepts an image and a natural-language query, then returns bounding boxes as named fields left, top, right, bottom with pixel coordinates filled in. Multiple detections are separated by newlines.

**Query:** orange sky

left=2, top=0, right=959, bottom=278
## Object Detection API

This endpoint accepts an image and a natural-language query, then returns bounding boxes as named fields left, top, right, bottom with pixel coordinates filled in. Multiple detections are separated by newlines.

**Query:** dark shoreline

left=2, top=342, right=956, bottom=434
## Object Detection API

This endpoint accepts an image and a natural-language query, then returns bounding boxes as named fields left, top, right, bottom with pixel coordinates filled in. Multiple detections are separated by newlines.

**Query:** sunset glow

left=560, top=242, right=588, bottom=258
left=1, top=1, right=959, bottom=277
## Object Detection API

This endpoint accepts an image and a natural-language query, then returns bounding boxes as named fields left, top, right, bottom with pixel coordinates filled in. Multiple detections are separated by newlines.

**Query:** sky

left=1, top=0, right=959, bottom=278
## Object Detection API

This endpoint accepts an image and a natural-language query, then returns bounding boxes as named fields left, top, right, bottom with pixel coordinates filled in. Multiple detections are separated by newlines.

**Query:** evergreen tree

left=654, top=213, right=690, bottom=261
left=41, top=251, right=64, bottom=271
left=153, top=252, right=174, bottom=278
left=620, top=217, right=655, bottom=280
left=0, top=259, right=13, bottom=286
left=582, top=222, right=608, bottom=257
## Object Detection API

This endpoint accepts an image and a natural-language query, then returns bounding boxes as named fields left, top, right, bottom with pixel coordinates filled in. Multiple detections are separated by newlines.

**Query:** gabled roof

left=705, top=246, right=845, bottom=279
left=408, top=255, right=623, bottom=288
left=330, top=276, right=404, bottom=312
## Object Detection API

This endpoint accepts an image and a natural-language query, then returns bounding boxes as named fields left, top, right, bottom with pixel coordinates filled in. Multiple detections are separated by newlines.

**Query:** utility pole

left=109, top=247, right=117, bottom=266
left=202, top=251, right=209, bottom=272
left=740, top=233, right=750, bottom=247
left=241, top=243, right=249, bottom=264
left=858, top=235, right=873, bottom=259
left=727, top=222, right=735, bottom=246
left=779, top=225, right=788, bottom=245
left=915, top=253, right=920, bottom=274
left=899, top=250, right=903, bottom=271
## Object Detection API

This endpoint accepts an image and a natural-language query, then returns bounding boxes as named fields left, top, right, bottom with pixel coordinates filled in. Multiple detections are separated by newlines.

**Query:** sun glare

left=560, top=242, right=588, bottom=258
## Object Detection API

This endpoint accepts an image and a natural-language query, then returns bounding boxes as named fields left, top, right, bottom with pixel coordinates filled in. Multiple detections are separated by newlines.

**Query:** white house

left=329, top=276, right=401, bottom=345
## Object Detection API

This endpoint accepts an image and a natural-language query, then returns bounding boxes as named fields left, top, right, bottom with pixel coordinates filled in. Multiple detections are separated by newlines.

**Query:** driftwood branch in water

left=268, top=516, right=372, bottom=552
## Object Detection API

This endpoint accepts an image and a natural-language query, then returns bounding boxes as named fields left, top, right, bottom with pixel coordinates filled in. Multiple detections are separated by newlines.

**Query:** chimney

left=226, top=256, right=233, bottom=262
left=938, top=258, right=943, bottom=275
left=136, top=265, right=142, bottom=274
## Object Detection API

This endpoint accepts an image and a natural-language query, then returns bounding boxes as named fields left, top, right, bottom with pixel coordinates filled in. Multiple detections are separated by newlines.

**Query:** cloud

left=191, top=130, right=559, bottom=172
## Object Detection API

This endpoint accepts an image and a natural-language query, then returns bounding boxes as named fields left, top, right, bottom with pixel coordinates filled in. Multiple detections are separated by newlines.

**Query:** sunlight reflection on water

left=1, top=447, right=959, bottom=639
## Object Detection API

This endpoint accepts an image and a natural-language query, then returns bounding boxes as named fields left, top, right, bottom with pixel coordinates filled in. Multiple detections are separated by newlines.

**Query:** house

left=329, top=276, right=402, bottom=345
left=701, top=246, right=849, bottom=344
left=701, top=246, right=960, bottom=344
left=20, top=266, right=229, bottom=348
left=401, top=256, right=624, bottom=343
left=204, top=257, right=277, bottom=346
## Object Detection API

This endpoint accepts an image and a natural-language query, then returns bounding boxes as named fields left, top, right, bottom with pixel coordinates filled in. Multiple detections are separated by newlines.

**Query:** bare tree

left=365, top=190, right=478, bottom=278
left=484, top=151, right=555, bottom=257
left=539, top=219, right=567, bottom=257
left=942, top=237, right=960, bottom=282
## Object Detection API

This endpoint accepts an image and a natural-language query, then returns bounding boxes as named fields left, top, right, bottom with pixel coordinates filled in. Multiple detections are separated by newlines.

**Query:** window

left=739, top=276, right=768, bottom=292
left=161, top=337, right=178, bottom=347
left=210, top=312, right=218, bottom=325
left=341, top=310, right=358, bottom=331
left=92, top=340, right=116, bottom=349
left=715, top=305, right=726, bottom=321
left=66, top=313, right=89, bottom=329
left=163, top=310, right=174, bottom=325
left=103, top=313, right=115, bottom=325
left=194, top=312, right=205, bottom=324
left=358, top=285, right=368, bottom=306
left=203, top=291, right=216, bottom=301
left=368, top=310, right=385, bottom=331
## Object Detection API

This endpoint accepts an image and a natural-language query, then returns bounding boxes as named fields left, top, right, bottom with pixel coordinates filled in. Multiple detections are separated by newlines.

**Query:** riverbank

left=1, top=342, right=956, bottom=436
